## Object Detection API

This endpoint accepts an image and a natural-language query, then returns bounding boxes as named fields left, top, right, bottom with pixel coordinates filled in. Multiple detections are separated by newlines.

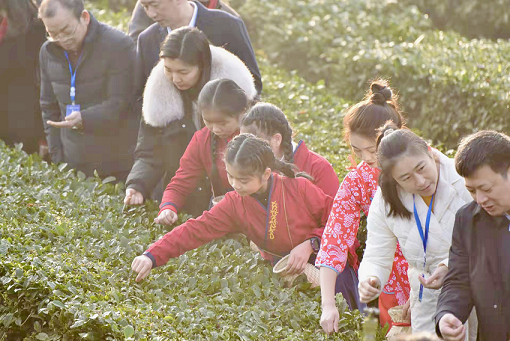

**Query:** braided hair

left=343, top=79, right=405, bottom=143
left=160, top=27, right=212, bottom=123
left=225, top=134, right=300, bottom=179
left=241, top=102, right=295, bottom=163
left=198, top=79, right=249, bottom=196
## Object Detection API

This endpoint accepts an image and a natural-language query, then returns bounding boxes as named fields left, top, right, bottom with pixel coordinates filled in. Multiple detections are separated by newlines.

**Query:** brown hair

left=376, top=122, right=432, bottom=219
left=343, top=79, right=404, bottom=143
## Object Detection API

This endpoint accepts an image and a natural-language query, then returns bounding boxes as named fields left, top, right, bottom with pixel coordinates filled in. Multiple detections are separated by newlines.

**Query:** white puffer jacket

left=358, top=150, right=473, bottom=333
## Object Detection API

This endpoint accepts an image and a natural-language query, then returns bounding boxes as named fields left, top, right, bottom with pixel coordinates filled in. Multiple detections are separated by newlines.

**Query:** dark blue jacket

left=134, top=0, right=262, bottom=97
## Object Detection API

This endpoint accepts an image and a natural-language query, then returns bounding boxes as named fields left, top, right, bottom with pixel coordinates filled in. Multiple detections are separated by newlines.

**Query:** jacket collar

left=472, top=203, right=509, bottom=228
left=194, top=0, right=209, bottom=27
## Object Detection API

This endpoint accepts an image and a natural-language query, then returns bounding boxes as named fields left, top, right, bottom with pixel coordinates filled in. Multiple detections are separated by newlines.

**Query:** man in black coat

left=38, top=0, right=137, bottom=181
left=127, top=0, right=240, bottom=41
left=435, top=130, right=510, bottom=341
left=135, top=0, right=261, bottom=97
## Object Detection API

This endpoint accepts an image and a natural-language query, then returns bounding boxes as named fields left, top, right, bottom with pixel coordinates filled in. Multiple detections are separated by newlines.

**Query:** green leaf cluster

left=402, top=0, right=510, bottom=39
left=0, top=138, right=367, bottom=339
left=240, top=0, right=510, bottom=148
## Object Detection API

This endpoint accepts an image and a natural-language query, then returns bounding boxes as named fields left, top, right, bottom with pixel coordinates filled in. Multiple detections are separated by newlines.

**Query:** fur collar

left=142, top=45, right=257, bottom=127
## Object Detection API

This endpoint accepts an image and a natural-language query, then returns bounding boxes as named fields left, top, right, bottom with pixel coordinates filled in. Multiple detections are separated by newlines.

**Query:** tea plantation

left=0, top=50, right=373, bottom=339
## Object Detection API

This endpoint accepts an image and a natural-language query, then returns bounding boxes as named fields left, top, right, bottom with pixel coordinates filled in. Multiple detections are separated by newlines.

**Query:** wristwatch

left=310, top=237, right=321, bottom=253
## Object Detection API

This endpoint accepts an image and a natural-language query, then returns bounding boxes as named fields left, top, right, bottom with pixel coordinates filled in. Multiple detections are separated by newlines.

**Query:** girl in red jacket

left=131, top=134, right=339, bottom=285
left=155, top=78, right=249, bottom=225
left=240, top=103, right=340, bottom=198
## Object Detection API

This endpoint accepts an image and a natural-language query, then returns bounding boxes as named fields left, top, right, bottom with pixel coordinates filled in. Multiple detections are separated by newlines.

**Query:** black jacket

left=127, top=0, right=240, bottom=41
left=39, top=15, right=138, bottom=179
left=125, top=45, right=257, bottom=216
left=0, top=20, right=46, bottom=154
left=134, top=0, right=262, bottom=97
left=435, top=201, right=510, bottom=341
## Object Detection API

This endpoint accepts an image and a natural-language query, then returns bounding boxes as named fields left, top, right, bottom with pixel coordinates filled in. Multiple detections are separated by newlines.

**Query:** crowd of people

left=2, top=0, right=510, bottom=340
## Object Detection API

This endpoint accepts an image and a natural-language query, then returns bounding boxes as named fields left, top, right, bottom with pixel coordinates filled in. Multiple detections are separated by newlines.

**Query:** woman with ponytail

left=124, top=27, right=256, bottom=216
left=240, top=102, right=339, bottom=197
left=318, top=80, right=410, bottom=331
left=155, top=78, right=248, bottom=225
left=131, top=134, right=334, bottom=283
left=357, top=123, right=477, bottom=337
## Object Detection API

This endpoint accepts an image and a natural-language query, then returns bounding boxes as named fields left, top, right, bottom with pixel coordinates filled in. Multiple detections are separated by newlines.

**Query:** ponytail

left=225, top=134, right=312, bottom=180
left=241, top=103, right=295, bottom=163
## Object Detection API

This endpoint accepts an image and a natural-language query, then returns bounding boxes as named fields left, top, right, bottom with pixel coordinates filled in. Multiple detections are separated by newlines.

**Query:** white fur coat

left=142, top=45, right=257, bottom=128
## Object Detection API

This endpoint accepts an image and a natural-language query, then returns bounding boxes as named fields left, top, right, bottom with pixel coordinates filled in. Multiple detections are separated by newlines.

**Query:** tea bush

left=239, top=0, right=510, bottom=148
left=0, top=143, right=374, bottom=340
left=403, top=0, right=510, bottom=39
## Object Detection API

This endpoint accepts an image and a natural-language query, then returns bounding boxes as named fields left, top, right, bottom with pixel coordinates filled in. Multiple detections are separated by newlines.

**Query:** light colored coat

left=358, top=150, right=473, bottom=333
left=142, top=45, right=257, bottom=128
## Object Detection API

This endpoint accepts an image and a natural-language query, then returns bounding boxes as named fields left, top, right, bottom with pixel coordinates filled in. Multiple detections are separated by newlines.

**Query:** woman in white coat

left=358, top=123, right=476, bottom=336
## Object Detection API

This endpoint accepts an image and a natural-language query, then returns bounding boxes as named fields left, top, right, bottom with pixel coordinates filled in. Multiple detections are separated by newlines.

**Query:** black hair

left=198, top=79, right=249, bottom=196
left=38, top=0, right=83, bottom=20
left=455, top=130, right=510, bottom=178
left=225, top=134, right=311, bottom=180
left=160, top=27, right=212, bottom=122
left=376, top=122, right=432, bottom=219
left=1, top=0, right=38, bottom=37
left=241, top=102, right=295, bottom=162
left=343, top=79, right=404, bottom=143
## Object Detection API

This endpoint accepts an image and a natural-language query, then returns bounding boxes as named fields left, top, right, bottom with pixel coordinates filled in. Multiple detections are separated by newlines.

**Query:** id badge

left=66, top=104, right=80, bottom=117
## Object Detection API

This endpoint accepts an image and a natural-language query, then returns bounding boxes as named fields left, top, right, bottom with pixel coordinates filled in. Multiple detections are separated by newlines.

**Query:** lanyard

left=64, top=51, right=84, bottom=105
left=413, top=193, right=435, bottom=302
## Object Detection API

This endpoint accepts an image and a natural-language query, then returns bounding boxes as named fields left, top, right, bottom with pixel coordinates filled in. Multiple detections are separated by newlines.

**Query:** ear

left=271, top=133, right=283, bottom=148
left=262, top=167, right=271, bottom=181
left=81, top=10, right=90, bottom=25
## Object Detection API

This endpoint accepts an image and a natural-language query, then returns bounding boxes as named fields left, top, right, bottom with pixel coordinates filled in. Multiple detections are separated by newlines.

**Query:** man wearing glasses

left=38, top=0, right=137, bottom=181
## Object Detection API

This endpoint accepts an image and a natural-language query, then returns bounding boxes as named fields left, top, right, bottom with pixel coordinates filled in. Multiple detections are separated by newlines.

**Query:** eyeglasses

left=47, top=21, right=79, bottom=43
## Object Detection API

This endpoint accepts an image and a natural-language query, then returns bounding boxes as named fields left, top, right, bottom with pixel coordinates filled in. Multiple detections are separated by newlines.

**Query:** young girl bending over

left=317, top=80, right=410, bottom=331
left=132, top=134, right=342, bottom=284
left=155, top=78, right=248, bottom=225
left=240, top=102, right=339, bottom=198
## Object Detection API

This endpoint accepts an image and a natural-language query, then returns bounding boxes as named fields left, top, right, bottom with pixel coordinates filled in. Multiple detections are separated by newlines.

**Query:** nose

left=361, top=150, right=376, bottom=165
left=212, top=125, right=222, bottom=135
left=146, top=7, right=157, bottom=20
left=415, top=174, right=426, bottom=188
left=172, top=74, right=182, bottom=85
left=476, top=191, right=489, bottom=205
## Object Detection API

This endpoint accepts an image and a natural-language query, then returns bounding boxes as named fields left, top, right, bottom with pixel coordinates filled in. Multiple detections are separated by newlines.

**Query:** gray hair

left=38, top=0, right=84, bottom=20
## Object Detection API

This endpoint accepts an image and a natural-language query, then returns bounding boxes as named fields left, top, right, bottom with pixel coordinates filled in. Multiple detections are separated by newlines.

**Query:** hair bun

left=370, top=82, right=393, bottom=105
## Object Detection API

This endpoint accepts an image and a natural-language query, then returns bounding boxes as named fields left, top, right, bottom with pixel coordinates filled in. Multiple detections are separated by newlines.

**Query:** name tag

left=66, top=104, right=80, bottom=117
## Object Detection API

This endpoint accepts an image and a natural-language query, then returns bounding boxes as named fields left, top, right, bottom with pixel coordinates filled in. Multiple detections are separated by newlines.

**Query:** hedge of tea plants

left=0, top=57, right=386, bottom=339
left=239, top=0, right=510, bottom=148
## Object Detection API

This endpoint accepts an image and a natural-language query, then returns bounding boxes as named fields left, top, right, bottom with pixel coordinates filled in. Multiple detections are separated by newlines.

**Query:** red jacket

left=159, top=127, right=234, bottom=214
left=293, top=141, right=340, bottom=198
left=147, top=174, right=334, bottom=267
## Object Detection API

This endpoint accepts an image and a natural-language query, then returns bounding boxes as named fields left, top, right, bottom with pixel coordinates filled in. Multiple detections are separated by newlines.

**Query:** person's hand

left=439, top=313, right=466, bottom=341
left=418, top=264, right=448, bottom=290
left=285, top=240, right=314, bottom=275
left=124, top=188, right=144, bottom=205
left=154, top=209, right=178, bottom=225
left=131, top=255, right=153, bottom=282
left=358, top=277, right=381, bottom=303
left=402, top=298, right=411, bottom=322
left=320, top=303, right=340, bottom=334
left=47, top=111, right=82, bottom=129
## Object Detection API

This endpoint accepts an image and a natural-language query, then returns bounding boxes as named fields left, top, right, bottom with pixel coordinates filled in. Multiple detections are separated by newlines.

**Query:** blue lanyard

left=413, top=193, right=435, bottom=302
left=64, top=51, right=84, bottom=105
